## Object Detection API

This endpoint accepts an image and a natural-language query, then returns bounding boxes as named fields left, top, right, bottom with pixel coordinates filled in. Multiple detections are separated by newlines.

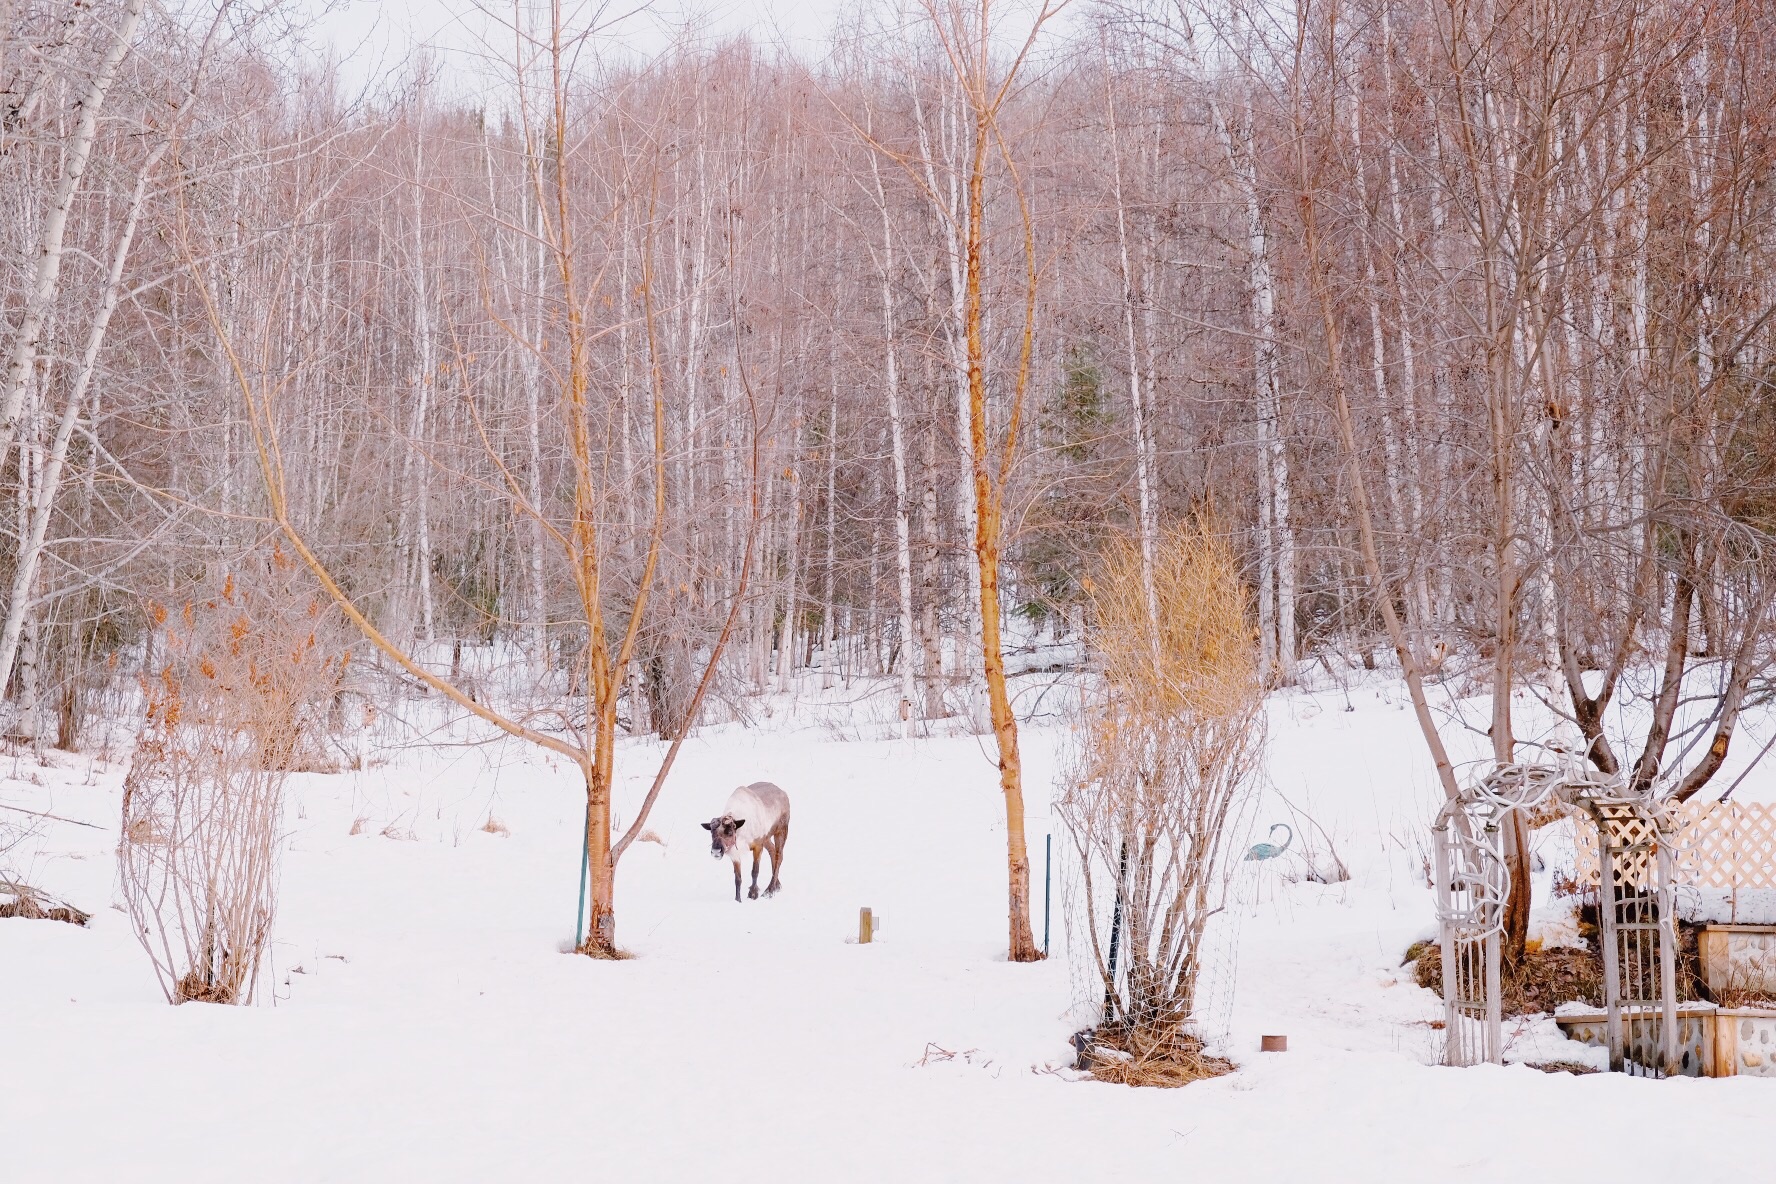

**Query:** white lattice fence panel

left=1573, top=802, right=1776, bottom=892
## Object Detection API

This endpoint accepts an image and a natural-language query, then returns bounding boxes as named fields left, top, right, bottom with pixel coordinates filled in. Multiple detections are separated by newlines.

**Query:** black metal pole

left=1103, top=837, right=1129, bottom=1017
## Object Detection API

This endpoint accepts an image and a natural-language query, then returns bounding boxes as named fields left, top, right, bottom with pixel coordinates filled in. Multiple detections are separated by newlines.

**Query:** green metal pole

left=1043, top=833, right=1052, bottom=957
left=574, top=801, right=590, bottom=950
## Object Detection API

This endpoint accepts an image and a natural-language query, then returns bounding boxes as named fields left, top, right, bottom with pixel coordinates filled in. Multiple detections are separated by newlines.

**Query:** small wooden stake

left=1260, top=1035, right=1288, bottom=1053
left=859, top=907, right=875, bottom=944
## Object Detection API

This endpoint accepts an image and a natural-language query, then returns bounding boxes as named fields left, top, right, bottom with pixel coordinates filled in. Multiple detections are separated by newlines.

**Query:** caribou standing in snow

left=702, top=782, right=791, bottom=902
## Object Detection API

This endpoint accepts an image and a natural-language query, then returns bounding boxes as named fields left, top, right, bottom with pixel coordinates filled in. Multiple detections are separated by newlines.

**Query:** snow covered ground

left=4, top=669, right=1774, bottom=1182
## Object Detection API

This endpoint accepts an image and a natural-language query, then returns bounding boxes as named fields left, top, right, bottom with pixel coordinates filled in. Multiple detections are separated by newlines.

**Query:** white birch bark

left=0, top=0, right=94, bottom=145
left=1214, top=87, right=1296, bottom=683
left=869, top=149, right=921, bottom=724
left=778, top=459, right=802, bottom=694
left=403, top=122, right=436, bottom=647
left=820, top=376, right=839, bottom=692
left=913, top=80, right=989, bottom=730
left=10, top=378, right=39, bottom=742
left=1104, top=61, right=1162, bottom=657
left=1426, top=125, right=1458, bottom=623
left=0, top=4, right=222, bottom=706
left=1378, top=14, right=1433, bottom=626
left=0, top=136, right=160, bottom=703
left=920, top=417, right=946, bottom=718
left=1350, top=99, right=1411, bottom=557
left=481, top=127, right=549, bottom=668
left=0, top=0, right=142, bottom=478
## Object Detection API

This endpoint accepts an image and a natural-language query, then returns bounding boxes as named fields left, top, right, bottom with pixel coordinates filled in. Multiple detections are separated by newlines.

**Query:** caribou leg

left=765, top=820, right=786, bottom=896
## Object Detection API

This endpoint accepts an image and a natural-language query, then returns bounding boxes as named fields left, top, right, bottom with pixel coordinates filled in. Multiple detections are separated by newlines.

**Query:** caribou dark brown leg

left=748, top=844, right=762, bottom=900
left=733, top=859, right=742, bottom=903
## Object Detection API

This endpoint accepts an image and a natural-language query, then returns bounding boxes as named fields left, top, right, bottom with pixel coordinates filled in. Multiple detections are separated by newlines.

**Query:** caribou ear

left=700, top=821, right=713, bottom=831
left=731, top=819, right=746, bottom=831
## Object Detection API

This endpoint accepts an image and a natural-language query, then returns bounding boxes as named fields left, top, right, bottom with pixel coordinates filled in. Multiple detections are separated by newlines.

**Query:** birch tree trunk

left=778, top=457, right=802, bottom=694
left=0, top=3, right=222, bottom=705
left=1214, top=89, right=1295, bottom=684
left=0, top=134, right=163, bottom=703
left=820, top=375, right=839, bottom=692
left=410, top=143, right=436, bottom=648
left=1104, top=60, right=1162, bottom=653
left=913, top=81, right=990, bottom=732
left=920, top=417, right=946, bottom=719
left=870, top=147, right=921, bottom=725
left=933, top=0, right=1049, bottom=962
left=0, top=0, right=142, bottom=476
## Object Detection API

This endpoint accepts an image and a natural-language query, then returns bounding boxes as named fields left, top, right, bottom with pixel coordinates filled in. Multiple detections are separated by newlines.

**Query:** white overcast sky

left=294, top=1, right=1084, bottom=98
left=298, top=0, right=892, bottom=94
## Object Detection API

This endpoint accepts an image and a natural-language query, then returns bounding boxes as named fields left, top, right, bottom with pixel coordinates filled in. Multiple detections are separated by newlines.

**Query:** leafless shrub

left=0, top=811, right=21, bottom=868
left=1274, top=791, right=1351, bottom=885
left=118, top=550, right=348, bottom=1005
left=1058, top=522, right=1266, bottom=1069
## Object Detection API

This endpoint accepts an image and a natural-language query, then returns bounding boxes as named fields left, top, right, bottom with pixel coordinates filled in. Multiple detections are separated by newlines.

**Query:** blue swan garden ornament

left=1245, top=823, right=1294, bottom=862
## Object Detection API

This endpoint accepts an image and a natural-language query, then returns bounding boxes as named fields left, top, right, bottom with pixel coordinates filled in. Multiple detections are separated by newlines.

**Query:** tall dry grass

left=1059, top=520, right=1266, bottom=1073
left=118, top=548, right=348, bottom=1004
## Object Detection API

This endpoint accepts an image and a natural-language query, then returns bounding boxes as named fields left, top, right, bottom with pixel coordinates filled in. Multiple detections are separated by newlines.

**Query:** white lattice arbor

left=1434, top=762, right=1680, bottom=1075
left=1575, top=798, right=1776, bottom=906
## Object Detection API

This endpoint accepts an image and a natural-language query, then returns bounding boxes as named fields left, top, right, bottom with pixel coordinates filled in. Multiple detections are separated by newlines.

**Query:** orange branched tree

left=911, top=0, right=1067, bottom=963
left=188, top=4, right=760, bottom=958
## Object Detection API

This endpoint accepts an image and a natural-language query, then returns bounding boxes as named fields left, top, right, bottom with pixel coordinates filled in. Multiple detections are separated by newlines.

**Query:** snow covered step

left=1554, top=1003, right=1718, bottom=1077
left=1713, top=1009, right=1776, bottom=1078
left=1554, top=1002, right=1776, bottom=1078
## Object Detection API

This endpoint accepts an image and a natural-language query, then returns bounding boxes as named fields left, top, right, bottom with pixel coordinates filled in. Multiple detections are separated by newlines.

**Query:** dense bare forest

left=7, top=0, right=1776, bottom=963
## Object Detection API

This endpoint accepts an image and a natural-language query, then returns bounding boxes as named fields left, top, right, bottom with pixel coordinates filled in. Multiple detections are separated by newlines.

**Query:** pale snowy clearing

left=3, top=672, right=1772, bottom=1182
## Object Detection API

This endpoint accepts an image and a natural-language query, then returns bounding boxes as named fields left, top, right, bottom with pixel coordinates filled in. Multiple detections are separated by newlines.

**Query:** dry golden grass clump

left=1411, top=914, right=1718, bottom=1014
left=0, top=877, right=90, bottom=926
left=1076, top=1024, right=1237, bottom=1088
left=1084, top=521, right=1261, bottom=721
left=575, top=941, right=634, bottom=961
left=1412, top=940, right=1607, bottom=1013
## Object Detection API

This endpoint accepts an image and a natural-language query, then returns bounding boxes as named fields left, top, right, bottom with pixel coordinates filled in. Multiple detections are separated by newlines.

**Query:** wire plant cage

left=1433, top=761, right=1680, bottom=1076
